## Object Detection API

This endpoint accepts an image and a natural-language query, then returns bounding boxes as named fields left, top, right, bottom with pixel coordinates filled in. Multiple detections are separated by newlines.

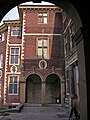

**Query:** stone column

left=70, top=65, right=75, bottom=98
left=61, top=78, right=65, bottom=106
left=41, top=81, right=46, bottom=106
left=75, top=65, right=80, bottom=98
left=20, top=81, right=26, bottom=104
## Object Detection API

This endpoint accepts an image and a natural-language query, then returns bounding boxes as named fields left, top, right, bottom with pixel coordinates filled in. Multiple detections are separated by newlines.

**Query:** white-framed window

left=37, top=38, right=49, bottom=59
left=8, top=76, right=19, bottom=95
left=38, top=13, right=48, bottom=24
left=10, top=47, right=20, bottom=65
left=0, top=80, right=2, bottom=97
left=11, top=26, right=21, bottom=36
left=0, top=53, right=3, bottom=68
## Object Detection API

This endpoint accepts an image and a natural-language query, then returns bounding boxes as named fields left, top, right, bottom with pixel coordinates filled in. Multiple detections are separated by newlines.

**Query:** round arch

left=45, top=74, right=61, bottom=104
left=26, top=74, right=42, bottom=104
left=0, top=1, right=88, bottom=119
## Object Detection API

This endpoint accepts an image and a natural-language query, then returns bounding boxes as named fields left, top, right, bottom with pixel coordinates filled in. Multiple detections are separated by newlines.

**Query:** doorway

left=45, top=74, right=61, bottom=104
left=26, top=74, right=41, bottom=104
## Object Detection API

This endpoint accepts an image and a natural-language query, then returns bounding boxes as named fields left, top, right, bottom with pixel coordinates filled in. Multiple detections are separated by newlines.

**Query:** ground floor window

left=8, top=76, right=18, bottom=95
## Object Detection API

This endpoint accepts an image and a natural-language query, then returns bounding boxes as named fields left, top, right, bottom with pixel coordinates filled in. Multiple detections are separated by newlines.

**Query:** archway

left=26, top=74, right=41, bottom=104
left=0, top=0, right=88, bottom=120
left=45, top=74, right=61, bottom=104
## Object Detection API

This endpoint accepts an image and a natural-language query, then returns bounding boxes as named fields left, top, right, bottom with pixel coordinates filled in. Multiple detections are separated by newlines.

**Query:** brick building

left=0, top=5, right=66, bottom=107
left=62, top=11, right=80, bottom=109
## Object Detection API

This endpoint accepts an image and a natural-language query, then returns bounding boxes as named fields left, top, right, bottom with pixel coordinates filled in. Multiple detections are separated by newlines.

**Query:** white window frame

left=11, top=26, right=21, bottom=36
left=8, top=75, right=19, bottom=95
left=9, top=47, right=20, bottom=65
left=38, top=12, right=48, bottom=24
left=37, top=37, right=49, bottom=59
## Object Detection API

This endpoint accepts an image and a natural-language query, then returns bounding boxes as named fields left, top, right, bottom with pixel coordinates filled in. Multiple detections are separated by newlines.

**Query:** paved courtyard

left=0, top=106, right=70, bottom=120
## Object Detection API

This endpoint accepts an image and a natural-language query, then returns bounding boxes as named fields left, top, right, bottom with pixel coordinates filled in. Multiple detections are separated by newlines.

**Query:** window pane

left=43, top=39, right=48, bottom=46
left=15, top=48, right=19, bottom=55
left=44, top=48, right=48, bottom=58
left=10, top=76, right=13, bottom=83
left=11, top=55, right=14, bottom=64
left=12, top=26, right=21, bottom=36
left=11, top=48, right=14, bottom=54
left=43, top=13, right=47, bottom=16
left=0, top=54, right=3, bottom=68
left=9, top=84, right=13, bottom=93
left=38, top=40, right=42, bottom=46
left=44, top=18, right=47, bottom=23
left=15, top=55, right=18, bottom=64
left=14, top=76, right=17, bottom=83
left=38, top=48, right=42, bottom=58
left=14, top=84, right=17, bottom=94
left=38, top=13, right=42, bottom=16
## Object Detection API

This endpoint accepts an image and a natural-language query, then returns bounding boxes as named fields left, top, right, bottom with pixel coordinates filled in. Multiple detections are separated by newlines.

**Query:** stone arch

left=0, top=1, right=88, bottom=119
left=24, top=72, right=43, bottom=82
left=25, top=74, right=42, bottom=104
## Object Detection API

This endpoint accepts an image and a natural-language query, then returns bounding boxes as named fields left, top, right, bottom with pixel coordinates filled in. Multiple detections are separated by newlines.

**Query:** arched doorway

left=26, top=74, right=41, bottom=104
left=0, top=1, right=88, bottom=119
left=45, top=74, right=61, bottom=104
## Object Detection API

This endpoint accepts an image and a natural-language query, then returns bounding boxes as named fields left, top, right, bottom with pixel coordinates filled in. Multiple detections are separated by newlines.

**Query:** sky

left=0, top=1, right=54, bottom=25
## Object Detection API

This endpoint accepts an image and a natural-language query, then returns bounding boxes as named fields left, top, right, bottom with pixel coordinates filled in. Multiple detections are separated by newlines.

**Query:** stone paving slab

left=0, top=106, right=71, bottom=120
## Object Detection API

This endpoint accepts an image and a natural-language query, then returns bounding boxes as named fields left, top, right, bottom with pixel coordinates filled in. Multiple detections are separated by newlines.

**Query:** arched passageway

left=45, top=74, right=61, bottom=104
left=0, top=0, right=89, bottom=120
left=26, top=74, right=41, bottom=104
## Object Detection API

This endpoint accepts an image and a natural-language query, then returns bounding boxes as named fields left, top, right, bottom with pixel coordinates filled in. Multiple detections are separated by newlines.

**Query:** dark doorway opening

left=45, top=74, right=61, bottom=104
left=26, top=74, right=41, bottom=104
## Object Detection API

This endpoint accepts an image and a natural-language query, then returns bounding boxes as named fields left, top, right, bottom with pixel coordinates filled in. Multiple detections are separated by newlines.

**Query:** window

left=37, top=38, right=48, bottom=59
left=38, top=13, right=48, bottom=24
left=9, top=76, right=18, bottom=95
left=1, top=33, right=5, bottom=41
left=0, top=54, right=3, bottom=68
left=0, top=33, right=5, bottom=42
left=0, top=80, right=2, bottom=97
left=12, top=26, right=21, bottom=36
left=10, top=48, right=20, bottom=64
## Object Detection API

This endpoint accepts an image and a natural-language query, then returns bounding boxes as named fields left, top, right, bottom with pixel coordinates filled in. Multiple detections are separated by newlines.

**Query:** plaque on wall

left=39, top=60, right=47, bottom=69
left=11, top=65, right=17, bottom=73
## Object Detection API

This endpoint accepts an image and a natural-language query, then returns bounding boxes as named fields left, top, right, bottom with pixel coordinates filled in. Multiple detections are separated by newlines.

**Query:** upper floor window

left=0, top=53, right=3, bottom=68
left=11, top=26, right=21, bottom=36
left=38, top=13, right=48, bottom=24
left=1, top=32, right=5, bottom=41
left=0, top=32, right=5, bottom=42
left=10, top=48, right=20, bottom=65
left=37, top=38, right=49, bottom=59
left=8, top=76, right=18, bottom=95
